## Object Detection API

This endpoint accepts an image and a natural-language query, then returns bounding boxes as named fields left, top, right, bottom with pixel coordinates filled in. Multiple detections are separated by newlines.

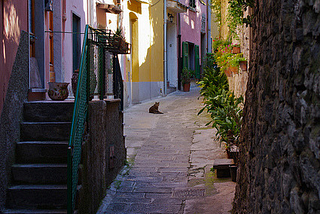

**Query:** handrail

left=67, top=24, right=89, bottom=214
left=67, top=25, right=129, bottom=213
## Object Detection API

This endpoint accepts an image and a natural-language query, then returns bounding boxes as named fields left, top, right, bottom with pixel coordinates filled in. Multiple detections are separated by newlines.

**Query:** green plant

left=212, top=39, right=232, bottom=53
left=216, top=52, right=233, bottom=72
left=228, top=53, right=246, bottom=68
left=198, top=66, right=229, bottom=100
left=211, top=39, right=247, bottom=73
left=114, top=27, right=123, bottom=38
left=198, top=53, right=243, bottom=147
left=202, top=53, right=217, bottom=69
left=181, top=67, right=194, bottom=84
left=209, top=91, right=243, bottom=145
left=227, top=0, right=255, bottom=39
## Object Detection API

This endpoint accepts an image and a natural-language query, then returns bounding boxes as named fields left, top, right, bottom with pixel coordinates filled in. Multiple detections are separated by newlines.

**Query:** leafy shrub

left=198, top=56, right=243, bottom=147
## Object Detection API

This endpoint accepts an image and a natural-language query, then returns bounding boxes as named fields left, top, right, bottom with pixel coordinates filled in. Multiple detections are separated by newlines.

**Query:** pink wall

left=179, top=0, right=207, bottom=59
left=0, top=0, right=28, bottom=114
left=62, top=0, right=86, bottom=88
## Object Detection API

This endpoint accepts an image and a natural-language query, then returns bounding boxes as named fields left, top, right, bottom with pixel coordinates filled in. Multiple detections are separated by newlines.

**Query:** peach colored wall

left=0, top=0, right=28, bottom=114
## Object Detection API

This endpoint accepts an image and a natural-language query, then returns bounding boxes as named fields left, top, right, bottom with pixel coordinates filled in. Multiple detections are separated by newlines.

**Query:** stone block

left=212, top=159, right=234, bottom=178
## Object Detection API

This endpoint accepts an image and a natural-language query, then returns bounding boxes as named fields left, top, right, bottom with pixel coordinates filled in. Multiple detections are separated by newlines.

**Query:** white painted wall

left=166, top=17, right=178, bottom=88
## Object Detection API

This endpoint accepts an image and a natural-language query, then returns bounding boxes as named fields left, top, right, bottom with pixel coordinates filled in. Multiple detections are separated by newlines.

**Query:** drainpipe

left=163, top=0, right=167, bottom=95
left=177, top=13, right=181, bottom=91
left=207, top=0, right=212, bottom=53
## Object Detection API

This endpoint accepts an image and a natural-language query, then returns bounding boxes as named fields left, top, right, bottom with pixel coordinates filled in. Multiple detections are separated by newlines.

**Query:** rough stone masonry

left=233, top=1, right=320, bottom=213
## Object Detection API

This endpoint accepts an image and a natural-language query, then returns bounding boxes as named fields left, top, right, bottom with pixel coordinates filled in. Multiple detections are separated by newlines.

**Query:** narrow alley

left=97, top=86, right=236, bottom=214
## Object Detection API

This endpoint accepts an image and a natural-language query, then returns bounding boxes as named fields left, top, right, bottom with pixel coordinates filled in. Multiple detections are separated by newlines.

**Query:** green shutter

left=182, top=42, right=189, bottom=69
left=195, top=45, right=200, bottom=79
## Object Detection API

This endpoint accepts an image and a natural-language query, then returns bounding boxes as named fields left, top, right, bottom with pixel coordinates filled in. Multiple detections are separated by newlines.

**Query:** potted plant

left=181, top=67, right=193, bottom=92
left=239, top=60, right=247, bottom=71
left=48, top=82, right=69, bottom=101
left=228, top=53, right=247, bottom=75
left=232, top=44, right=240, bottom=54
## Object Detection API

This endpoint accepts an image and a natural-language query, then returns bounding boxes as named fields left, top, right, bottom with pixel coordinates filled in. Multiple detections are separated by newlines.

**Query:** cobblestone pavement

left=96, top=86, right=235, bottom=214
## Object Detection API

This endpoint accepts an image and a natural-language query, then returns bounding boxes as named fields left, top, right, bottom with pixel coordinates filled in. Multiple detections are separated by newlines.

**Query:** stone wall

left=233, top=1, right=320, bottom=213
left=0, top=31, right=29, bottom=209
left=80, top=99, right=126, bottom=214
left=228, top=71, right=248, bottom=99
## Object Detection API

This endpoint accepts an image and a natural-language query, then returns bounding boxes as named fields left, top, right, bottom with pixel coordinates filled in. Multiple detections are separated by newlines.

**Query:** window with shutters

left=182, top=42, right=200, bottom=78
left=195, top=45, right=200, bottom=79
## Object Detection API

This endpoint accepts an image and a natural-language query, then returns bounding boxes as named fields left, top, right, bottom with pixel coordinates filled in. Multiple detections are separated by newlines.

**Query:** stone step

left=212, top=159, right=235, bottom=178
left=12, top=164, right=67, bottom=184
left=20, top=122, right=71, bottom=141
left=23, top=101, right=74, bottom=122
left=2, top=209, right=67, bottom=214
left=6, top=185, right=69, bottom=209
left=16, top=141, right=68, bottom=164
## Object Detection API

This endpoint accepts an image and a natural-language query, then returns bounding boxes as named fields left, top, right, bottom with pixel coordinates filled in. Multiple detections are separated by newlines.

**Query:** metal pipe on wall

left=207, top=0, right=212, bottom=53
left=163, top=0, right=167, bottom=95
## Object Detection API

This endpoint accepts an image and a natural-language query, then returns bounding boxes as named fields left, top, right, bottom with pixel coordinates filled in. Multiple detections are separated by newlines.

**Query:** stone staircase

left=3, top=101, right=76, bottom=214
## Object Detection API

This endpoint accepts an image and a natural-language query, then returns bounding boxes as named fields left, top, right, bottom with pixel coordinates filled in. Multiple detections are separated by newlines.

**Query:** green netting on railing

left=67, top=25, right=89, bottom=213
left=67, top=25, right=129, bottom=213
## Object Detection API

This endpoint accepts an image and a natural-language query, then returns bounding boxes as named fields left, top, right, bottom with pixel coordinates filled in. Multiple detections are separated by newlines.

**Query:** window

left=30, top=0, right=35, bottom=57
left=49, top=11, right=54, bottom=71
left=189, top=0, right=195, bottom=8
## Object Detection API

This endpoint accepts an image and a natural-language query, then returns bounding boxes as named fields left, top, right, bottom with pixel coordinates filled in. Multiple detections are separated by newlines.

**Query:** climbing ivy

left=227, top=0, right=255, bottom=39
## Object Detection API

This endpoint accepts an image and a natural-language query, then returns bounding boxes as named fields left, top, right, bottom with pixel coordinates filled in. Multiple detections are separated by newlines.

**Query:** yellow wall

left=220, top=0, right=229, bottom=40
left=131, top=18, right=139, bottom=82
left=126, top=0, right=163, bottom=83
left=149, top=0, right=163, bottom=82
left=211, top=11, right=219, bottom=39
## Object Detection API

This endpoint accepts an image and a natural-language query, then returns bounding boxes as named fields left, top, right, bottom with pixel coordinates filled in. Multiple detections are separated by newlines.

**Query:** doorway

left=72, top=14, right=81, bottom=72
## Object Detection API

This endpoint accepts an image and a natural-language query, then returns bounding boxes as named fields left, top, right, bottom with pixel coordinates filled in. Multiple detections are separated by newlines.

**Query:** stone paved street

left=97, top=86, right=236, bottom=214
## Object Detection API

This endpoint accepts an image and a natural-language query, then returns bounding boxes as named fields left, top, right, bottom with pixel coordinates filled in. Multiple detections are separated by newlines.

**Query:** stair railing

left=67, top=25, right=129, bottom=213
left=67, top=24, right=90, bottom=214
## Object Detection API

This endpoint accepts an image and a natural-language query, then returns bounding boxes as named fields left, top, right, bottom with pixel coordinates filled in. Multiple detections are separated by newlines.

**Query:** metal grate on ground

left=172, top=188, right=205, bottom=199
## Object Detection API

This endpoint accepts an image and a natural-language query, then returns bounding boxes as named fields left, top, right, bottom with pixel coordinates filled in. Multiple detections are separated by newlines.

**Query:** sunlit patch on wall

left=184, top=14, right=189, bottom=25
left=2, top=39, right=6, bottom=64
left=4, top=4, right=20, bottom=44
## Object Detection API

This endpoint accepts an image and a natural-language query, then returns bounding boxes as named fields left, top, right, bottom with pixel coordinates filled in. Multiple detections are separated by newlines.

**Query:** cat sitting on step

left=149, top=102, right=163, bottom=114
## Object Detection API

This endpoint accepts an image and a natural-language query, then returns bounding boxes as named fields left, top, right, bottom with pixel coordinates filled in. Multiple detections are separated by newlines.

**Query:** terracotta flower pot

left=225, top=66, right=238, bottom=77
left=183, top=82, right=190, bottom=92
left=232, top=46, right=240, bottom=54
left=239, top=61, right=247, bottom=71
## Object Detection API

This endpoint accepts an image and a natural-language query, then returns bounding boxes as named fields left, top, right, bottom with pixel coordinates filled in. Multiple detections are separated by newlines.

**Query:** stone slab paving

left=96, top=87, right=235, bottom=214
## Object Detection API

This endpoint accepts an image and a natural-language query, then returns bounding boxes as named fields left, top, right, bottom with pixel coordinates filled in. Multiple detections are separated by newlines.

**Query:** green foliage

left=212, top=39, right=232, bottom=53
left=212, top=39, right=247, bottom=72
left=228, top=53, right=246, bottom=68
left=114, top=27, right=123, bottom=38
left=181, top=67, right=195, bottom=84
left=208, top=91, right=243, bottom=145
left=227, top=0, right=255, bottom=39
left=202, top=53, right=216, bottom=69
left=198, top=65, right=229, bottom=100
left=227, top=0, right=243, bottom=39
left=198, top=53, right=243, bottom=147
